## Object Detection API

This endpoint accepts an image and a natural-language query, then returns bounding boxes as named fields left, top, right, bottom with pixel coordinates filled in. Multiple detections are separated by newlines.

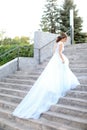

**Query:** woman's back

left=55, top=41, right=64, bottom=53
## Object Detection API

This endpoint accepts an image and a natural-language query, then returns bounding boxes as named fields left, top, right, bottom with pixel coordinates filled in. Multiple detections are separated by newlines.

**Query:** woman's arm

left=59, top=43, right=65, bottom=63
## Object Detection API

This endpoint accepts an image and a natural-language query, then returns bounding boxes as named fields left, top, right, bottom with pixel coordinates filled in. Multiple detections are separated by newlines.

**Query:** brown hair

left=56, top=32, right=67, bottom=43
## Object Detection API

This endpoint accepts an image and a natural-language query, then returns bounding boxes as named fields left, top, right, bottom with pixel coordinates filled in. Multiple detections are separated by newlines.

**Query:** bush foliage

left=0, top=36, right=34, bottom=66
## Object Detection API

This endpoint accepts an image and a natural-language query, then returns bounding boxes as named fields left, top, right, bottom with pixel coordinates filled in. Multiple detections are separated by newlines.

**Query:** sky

left=0, top=0, right=87, bottom=39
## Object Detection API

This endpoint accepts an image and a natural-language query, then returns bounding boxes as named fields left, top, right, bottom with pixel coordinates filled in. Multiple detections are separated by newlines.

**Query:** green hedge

left=0, top=44, right=34, bottom=66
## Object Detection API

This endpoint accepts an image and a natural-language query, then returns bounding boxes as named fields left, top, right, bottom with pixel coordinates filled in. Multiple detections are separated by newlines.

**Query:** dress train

left=13, top=42, right=80, bottom=119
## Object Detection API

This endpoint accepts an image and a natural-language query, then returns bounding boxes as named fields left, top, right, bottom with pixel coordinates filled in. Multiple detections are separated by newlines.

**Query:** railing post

left=17, top=46, right=20, bottom=71
left=70, top=9, right=74, bottom=44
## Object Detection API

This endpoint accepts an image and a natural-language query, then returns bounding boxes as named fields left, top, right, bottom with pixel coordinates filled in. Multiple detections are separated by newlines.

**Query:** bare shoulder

left=59, top=42, right=64, bottom=48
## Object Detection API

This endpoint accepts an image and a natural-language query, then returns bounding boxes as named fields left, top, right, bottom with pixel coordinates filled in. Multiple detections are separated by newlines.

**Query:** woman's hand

left=62, top=60, right=65, bottom=64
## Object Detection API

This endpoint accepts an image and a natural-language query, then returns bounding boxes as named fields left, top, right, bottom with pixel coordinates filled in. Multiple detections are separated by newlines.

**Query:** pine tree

left=59, top=0, right=86, bottom=43
left=40, top=0, right=60, bottom=33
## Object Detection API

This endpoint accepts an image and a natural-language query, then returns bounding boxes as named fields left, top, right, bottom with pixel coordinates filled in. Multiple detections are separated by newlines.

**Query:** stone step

left=78, top=76, right=87, bottom=84
left=0, top=82, right=32, bottom=91
left=40, top=117, right=81, bottom=130
left=0, top=93, right=22, bottom=104
left=15, top=67, right=87, bottom=77
left=75, top=84, right=87, bottom=91
left=64, top=49, right=87, bottom=53
left=70, top=64, right=87, bottom=68
left=71, top=68, right=87, bottom=73
left=69, top=60, right=87, bottom=63
left=0, top=117, right=34, bottom=130
left=67, top=56, right=87, bottom=60
left=68, top=57, right=87, bottom=60
left=75, top=73, right=87, bottom=77
left=33, top=67, right=87, bottom=74
left=42, top=111, right=87, bottom=129
left=21, top=69, right=87, bottom=78
left=0, top=43, right=87, bottom=130
left=15, top=71, right=41, bottom=76
left=0, top=87, right=27, bottom=97
left=1, top=97, right=83, bottom=118
left=44, top=55, right=87, bottom=60
left=0, top=99, right=17, bottom=111
left=0, top=109, right=79, bottom=130
left=65, top=52, right=87, bottom=55
left=0, top=88, right=86, bottom=117
left=50, top=104, right=87, bottom=119
left=41, top=61, right=87, bottom=68
left=66, top=54, right=87, bottom=57
left=59, top=97, right=87, bottom=109
left=8, top=74, right=38, bottom=80
left=0, top=110, right=75, bottom=130
left=35, top=64, right=87, bottom=72
left=9, top=71, right=87, bottom=84
left=66, top=90, right=87, bottom=100
left=65, top=50, right=87, bottom=53
left=1, top=78, right=35, bottom=85
left=65, top=48, right=87, bottom=51
left=41, top=63, right=87, bottom=68
left=65, top=44, right=87, bottom=48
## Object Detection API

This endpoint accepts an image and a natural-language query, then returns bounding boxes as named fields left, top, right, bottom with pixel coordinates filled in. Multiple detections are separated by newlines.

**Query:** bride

left=13, top=33, right=80, bottom=119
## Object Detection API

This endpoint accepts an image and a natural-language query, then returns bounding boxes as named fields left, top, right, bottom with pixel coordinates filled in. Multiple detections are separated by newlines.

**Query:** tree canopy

left=40, top=0, right=60, bottom=33
left=40, top=0, right=86, bottom=43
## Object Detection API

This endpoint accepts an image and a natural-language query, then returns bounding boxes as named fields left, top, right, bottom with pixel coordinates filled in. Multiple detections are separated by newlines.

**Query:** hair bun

left=56, top=32, right=67, bottom=43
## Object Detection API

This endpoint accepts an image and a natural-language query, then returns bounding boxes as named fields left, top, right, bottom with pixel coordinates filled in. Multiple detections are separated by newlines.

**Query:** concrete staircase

left=0, top=43, right=87, bottom=130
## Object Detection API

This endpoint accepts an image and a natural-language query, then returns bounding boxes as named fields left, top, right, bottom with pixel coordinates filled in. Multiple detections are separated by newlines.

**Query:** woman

left=13, top=33, right=80, bottom=119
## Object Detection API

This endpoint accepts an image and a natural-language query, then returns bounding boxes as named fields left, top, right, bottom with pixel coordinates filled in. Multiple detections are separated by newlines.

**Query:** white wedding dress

left=13, top=41, right=80, bottom=119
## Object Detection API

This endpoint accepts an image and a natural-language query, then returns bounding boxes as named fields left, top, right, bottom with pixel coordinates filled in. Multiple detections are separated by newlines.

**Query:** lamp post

left=70, top=9, right=74, bottom=44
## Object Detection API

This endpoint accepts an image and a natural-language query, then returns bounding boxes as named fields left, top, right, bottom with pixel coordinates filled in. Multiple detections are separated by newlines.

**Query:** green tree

left=0, top=30, right=5, bottom=40
left=2, top=38, right=12, bottom=45
left=0, top=30, right=6, bottom=45
left=20, top=36, right=30, bottom=44
left=40, top=0, right=60, bottom=33
left=12, top=36, right=30, bottom=45
left=59, top=0, right=86, bottom=43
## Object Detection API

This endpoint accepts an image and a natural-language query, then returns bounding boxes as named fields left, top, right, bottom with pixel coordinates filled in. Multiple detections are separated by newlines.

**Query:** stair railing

left=0, top=46, right=20, bottom=70
left=0, top=45, right=33, bottom=70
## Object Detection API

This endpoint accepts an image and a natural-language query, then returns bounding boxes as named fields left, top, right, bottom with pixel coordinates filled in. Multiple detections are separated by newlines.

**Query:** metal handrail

left=0, top=44, right=33, bottom=59
left=0, top=46, right=20, bottom=70
left=39, top=38, right=56, bottom=50
left=34, top=37, right=57, bottom=64
left=0, top=46, right=19, bottom=58
left=0, top=45, right=33, bottom=70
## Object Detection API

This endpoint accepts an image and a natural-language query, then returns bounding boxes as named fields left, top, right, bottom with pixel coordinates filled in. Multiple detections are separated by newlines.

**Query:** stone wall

left=0, top=57, right=38, bottom=80
left=0, top=58, right=18, bottom=80
left=19, top=57, right=37, bottom=71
